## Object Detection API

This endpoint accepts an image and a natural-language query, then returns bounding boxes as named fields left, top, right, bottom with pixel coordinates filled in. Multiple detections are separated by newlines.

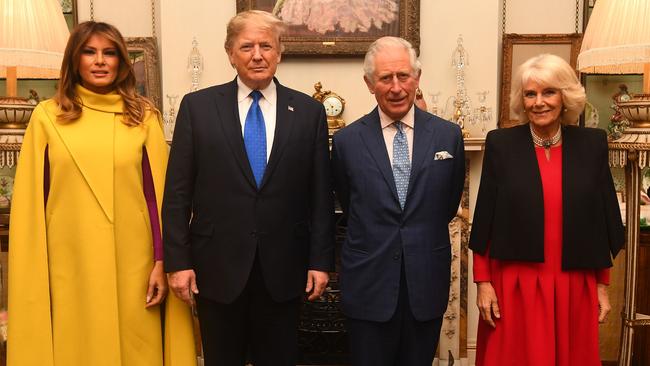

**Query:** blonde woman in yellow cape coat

left=7, top=21, right=196, bottom=365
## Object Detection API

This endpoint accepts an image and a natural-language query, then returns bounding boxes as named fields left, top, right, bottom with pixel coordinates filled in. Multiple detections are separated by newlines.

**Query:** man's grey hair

left=363, top=37, right=421, bottom=82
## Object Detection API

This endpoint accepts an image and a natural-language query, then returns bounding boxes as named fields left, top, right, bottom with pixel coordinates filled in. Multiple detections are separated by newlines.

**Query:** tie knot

left=394, top=121, right=405, bottom=133
left=250, top=90, right=262, bottom=103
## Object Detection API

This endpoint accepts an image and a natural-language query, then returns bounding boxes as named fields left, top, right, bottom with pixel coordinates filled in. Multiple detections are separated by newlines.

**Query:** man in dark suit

left=162, top=10, right=333, bottom=366
left=331, top=36, right=465, bottom=366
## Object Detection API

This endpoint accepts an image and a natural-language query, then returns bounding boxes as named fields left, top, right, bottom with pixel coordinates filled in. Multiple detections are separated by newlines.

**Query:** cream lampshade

left=0, top=0, right=69, bottom=127
left=579, top=0, right=650, bottom=76
left=579, top=0, right=650, bottom=128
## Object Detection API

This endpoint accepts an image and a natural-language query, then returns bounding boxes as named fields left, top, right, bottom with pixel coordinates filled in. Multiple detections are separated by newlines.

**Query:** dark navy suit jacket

left=332, top=107, right=465, bottom=322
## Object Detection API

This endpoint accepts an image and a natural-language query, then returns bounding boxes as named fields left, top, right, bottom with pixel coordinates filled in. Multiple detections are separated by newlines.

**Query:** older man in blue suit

left=332, top=36, right=465, bottom=366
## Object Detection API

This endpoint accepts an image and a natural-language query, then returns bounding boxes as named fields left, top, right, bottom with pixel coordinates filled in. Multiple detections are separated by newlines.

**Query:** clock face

left=323, top=96, right=343, bottom=117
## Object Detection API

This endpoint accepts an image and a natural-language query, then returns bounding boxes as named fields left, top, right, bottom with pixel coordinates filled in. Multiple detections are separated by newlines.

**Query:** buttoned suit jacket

left=162, top=78, right=334, bottom=303
left=332, top=107, right=465, bottom=322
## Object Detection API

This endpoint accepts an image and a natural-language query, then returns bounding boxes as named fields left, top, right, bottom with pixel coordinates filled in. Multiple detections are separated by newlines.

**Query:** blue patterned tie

left=244, top=90, right=267, bottom=188
left=392, top=121, right=411, bottom=209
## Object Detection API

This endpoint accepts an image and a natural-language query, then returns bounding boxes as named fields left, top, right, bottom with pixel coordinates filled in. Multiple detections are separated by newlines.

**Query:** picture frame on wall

left=235, top=0, right=420, bottom=56
left=60, top=0, right=78, bottom=29
left=126, top=38, right=162, bottom=110
left=499, top=33, right=582, bottom=128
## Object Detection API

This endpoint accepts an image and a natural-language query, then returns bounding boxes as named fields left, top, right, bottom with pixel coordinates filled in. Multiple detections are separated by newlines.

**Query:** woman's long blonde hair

left=55, top=21, right=157, bottom=126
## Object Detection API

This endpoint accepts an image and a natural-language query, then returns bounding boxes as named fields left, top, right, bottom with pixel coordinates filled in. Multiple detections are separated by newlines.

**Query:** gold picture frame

left=126, top=37, right=162, bottom=110
left=60, top=0, right=78, bottom=28
left=499, top=33, right=582, bottom=128
left=236, top=0, right=420, bottom=56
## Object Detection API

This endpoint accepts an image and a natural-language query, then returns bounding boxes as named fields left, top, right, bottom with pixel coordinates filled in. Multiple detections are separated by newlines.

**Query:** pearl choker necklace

left=530, top=125, right=561, bottom=148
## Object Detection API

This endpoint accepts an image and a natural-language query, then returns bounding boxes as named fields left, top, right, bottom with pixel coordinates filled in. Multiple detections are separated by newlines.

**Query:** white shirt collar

left=237, top=76, right=277, bottom=105
left=379, top=105, right=415, bottom=130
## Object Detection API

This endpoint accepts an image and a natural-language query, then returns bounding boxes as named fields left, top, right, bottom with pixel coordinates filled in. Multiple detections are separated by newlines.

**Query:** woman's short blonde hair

left=510, top=53, right=586, bottom=125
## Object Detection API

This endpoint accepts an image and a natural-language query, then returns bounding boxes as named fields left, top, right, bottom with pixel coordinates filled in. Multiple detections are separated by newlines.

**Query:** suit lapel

left=359, top=109, right=400, bottom=203
left=516, top=124, right=544, bottom=210
left=407, top=108, right=435, bottom=194
left=215, top=79, right=257, bottom=189
left=561, top=125, right=576, bottom=210
left=262, top=80, right=294, bottom=189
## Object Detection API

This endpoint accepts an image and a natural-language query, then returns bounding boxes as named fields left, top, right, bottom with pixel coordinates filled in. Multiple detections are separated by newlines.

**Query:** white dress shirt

left=379, top=105, right=415, bottom=164
left=237, top=77, right=277, bottom=161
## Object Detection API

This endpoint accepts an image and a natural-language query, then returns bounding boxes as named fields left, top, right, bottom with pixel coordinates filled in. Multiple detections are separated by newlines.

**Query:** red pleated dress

left=473, top=145, right=609, bottom=366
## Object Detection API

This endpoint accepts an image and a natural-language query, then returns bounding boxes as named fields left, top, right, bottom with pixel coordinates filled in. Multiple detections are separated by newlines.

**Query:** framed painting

left=236, top=0, right=420, bottom=56
left=126, top=38, right=162, bottom=110
left=499, top=33, right=582, bottom=128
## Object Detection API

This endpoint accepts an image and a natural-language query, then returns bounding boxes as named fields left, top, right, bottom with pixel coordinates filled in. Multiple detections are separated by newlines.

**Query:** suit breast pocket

left=421, top=158, right=455, bottom=187
left=285, top=139, right=313, bottom=163
left=422, top=157, right=453, bottom=169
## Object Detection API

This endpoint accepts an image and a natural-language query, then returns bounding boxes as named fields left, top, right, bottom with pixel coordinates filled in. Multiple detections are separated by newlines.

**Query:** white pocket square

left=434, top=151, right=453, bottom=160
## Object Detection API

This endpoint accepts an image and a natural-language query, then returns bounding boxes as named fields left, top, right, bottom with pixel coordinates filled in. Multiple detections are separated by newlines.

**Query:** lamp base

left=0, top=97, right=36, bottom=129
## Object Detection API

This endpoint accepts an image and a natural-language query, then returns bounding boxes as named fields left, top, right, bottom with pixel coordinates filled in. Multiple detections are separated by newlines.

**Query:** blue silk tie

left=244, top=90, right=267, bottom=188
left=392, top=121, right=411, bottom=209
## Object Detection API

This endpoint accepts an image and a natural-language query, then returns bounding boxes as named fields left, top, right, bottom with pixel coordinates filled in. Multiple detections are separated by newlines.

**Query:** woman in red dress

left=469, top=54, right=624, bottom=366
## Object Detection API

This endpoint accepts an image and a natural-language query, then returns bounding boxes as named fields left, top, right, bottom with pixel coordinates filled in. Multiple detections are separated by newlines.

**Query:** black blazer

left=469, top=124, right=624, bottom=269
left=162, top=78, right=334, bottom=303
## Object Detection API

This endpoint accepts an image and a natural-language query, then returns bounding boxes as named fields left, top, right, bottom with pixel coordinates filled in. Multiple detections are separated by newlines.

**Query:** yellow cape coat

left=8, top=85, right=196, bottom=365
